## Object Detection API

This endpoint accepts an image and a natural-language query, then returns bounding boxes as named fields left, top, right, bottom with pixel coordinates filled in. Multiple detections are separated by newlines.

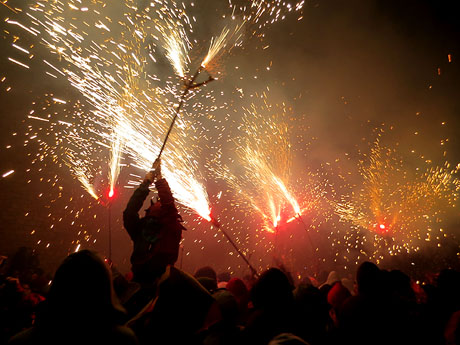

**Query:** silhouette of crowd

left=1, top=246, right=460, bottom=345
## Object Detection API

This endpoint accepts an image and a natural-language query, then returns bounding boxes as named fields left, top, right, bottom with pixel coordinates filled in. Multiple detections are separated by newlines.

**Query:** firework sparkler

left=218, top=93, right=303, bottom=233
left=334, top=139, right=460, bottom=262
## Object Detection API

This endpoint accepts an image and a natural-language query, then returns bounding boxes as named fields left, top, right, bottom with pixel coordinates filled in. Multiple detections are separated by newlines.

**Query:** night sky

left=0, top=0, right=459, bottom=278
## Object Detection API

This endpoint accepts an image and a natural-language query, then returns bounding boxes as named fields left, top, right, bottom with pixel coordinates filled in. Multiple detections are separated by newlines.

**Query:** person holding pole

left=122, top=160, right=218, bottom=344
left=123, top=158, right=185, bottom=286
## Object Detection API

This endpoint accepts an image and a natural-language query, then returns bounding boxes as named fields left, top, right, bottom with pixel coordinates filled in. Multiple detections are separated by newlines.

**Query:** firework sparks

left=201, top=26, right=232, bottom=68
left=64, top=150, right=99, bottom=201
left=2, top=170, right=15, bottom=178
left=215, top=92, right=300, bottom=233
left=334, top=139, right=460, bottom=261
left=1, top=0, right=307, bottom=267
left=164, top=33, right=189, bottom=78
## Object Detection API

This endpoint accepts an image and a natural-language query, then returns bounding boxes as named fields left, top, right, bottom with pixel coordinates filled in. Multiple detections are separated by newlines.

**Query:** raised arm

left=123, top=172, right=153, bottom=239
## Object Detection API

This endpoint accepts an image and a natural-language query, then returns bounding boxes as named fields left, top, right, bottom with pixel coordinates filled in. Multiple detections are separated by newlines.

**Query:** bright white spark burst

left=2, top=0, right=307, bottom=268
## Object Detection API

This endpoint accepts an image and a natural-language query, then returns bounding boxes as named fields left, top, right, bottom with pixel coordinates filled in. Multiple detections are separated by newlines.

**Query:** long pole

left=156, top=67, right=213, bottom=162
left=273, top=224, right=280, bottom=265
left=108, top=202, right=112, bottom=262
left=295, top=214, right=319, bottom=274
left=211, top=219, right=259, bottom=278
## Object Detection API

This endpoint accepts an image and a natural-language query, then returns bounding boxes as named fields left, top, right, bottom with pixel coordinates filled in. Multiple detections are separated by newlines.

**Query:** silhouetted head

left=437, top=268, right=460, bottom=292
left=217, top=271, right=231, bottom=283
left=194, top=266, right=217, bottom=281
left=197, top=276, right=218, bottom=293
left=41, top=250, right=124, bottom=326
left=327, top=281, right=351, bottom=310
left=212, top=290, right=239, bottom=324
left=227, top=277, right=249, bottom=308
left=388, top=269, right=414, bottom=301
left=356, top=261, right=381, bottom=296
left=227, top=278, right=248, bottom=299
left=251, top=268, right=293, bottom=310
left=268, top=333, right=310, bottom=344
left=437, top=268, right=460, bottom=310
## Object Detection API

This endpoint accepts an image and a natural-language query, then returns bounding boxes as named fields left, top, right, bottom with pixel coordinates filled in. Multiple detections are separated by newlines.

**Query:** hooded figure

left=123, top=159, right=185, bottom=285
left=8, top=250, right=137, bottom=345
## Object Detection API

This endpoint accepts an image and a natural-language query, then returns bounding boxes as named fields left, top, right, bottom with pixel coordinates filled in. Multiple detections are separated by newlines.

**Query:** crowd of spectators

left=1, top=246, right=460, bottom=345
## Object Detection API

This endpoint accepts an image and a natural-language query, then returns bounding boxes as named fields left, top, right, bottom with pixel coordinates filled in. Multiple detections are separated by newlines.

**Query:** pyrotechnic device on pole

left=210, top=217, right=260, bottom=278
left=154, top=66, right=215, bottom=167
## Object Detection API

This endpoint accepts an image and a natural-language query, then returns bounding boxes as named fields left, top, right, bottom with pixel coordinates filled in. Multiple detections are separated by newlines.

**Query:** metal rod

left=108, top=202, right=112, bottom=262
left=295, top=214, right=319, bottom=273
left=212, top=219, right=259, bottom=278
left=155, top=67, right=213, bottom=164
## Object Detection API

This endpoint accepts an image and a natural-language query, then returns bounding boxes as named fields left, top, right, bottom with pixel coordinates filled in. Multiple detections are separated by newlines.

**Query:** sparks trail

left=216, top=93, right=315, bottom=233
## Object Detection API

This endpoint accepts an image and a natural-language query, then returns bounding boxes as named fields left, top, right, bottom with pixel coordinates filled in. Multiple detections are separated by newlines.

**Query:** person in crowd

left=198, top=289, right=243, bottom=345
left=122, top=158, right=187, bottom=318
left=294, top=278, right=330, bottom=345
left=243, top=268, right=297, bottom=345
left=337, top=261, right=428, bottom=345
left=195, top=266, right=218, bottom=293
left=123, top=160, right=218, bottom=344
left=327, top=281, right=351, bottom=328
left=226, top=277, right=250, bottom=325
left=217, top=271, right=231, bottom=288
left=123, top=158, right=185, bottom=287
left=0, top=276, right=43, bottom=344
left=268, top=333, right=310, bottom=345
left=421, top=268, right=460, bottom=345
left=8, top=250, right=138, bottom=345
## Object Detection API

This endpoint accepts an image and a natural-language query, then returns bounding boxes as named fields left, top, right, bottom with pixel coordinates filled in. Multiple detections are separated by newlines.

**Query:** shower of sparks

left=208, top=91, right=333, bottom=274
left=229, top=0, right=305, bottom=29
left=5, top=0, right=212, bottom=215
left=215, top=92, right=326, bottom=234
left=201, top=26, right=234, bottom=68
left=1, top=0, right=306, bottom=267
left=164, top=33, right=189, bottom=78
left=201, top=0, right=305, bottom=69
left=64, top=150, right=99, bottom=201
left=153, top=2, right=192, bottom=78
left=334, top=139, right=460, bottom=262
left=164, top=162, right=212, bottom=221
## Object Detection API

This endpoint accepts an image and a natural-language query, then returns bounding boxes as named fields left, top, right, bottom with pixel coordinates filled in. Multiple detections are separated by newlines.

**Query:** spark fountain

left=334, top=138, right=460, bottom=263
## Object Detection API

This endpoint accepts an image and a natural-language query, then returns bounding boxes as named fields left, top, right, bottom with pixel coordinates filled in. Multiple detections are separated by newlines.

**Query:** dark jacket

left=123, top=178, right=185, bottom=283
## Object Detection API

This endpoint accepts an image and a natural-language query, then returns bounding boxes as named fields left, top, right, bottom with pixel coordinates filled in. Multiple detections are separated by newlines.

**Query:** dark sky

left=0, top=0, right=459, bottom=276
